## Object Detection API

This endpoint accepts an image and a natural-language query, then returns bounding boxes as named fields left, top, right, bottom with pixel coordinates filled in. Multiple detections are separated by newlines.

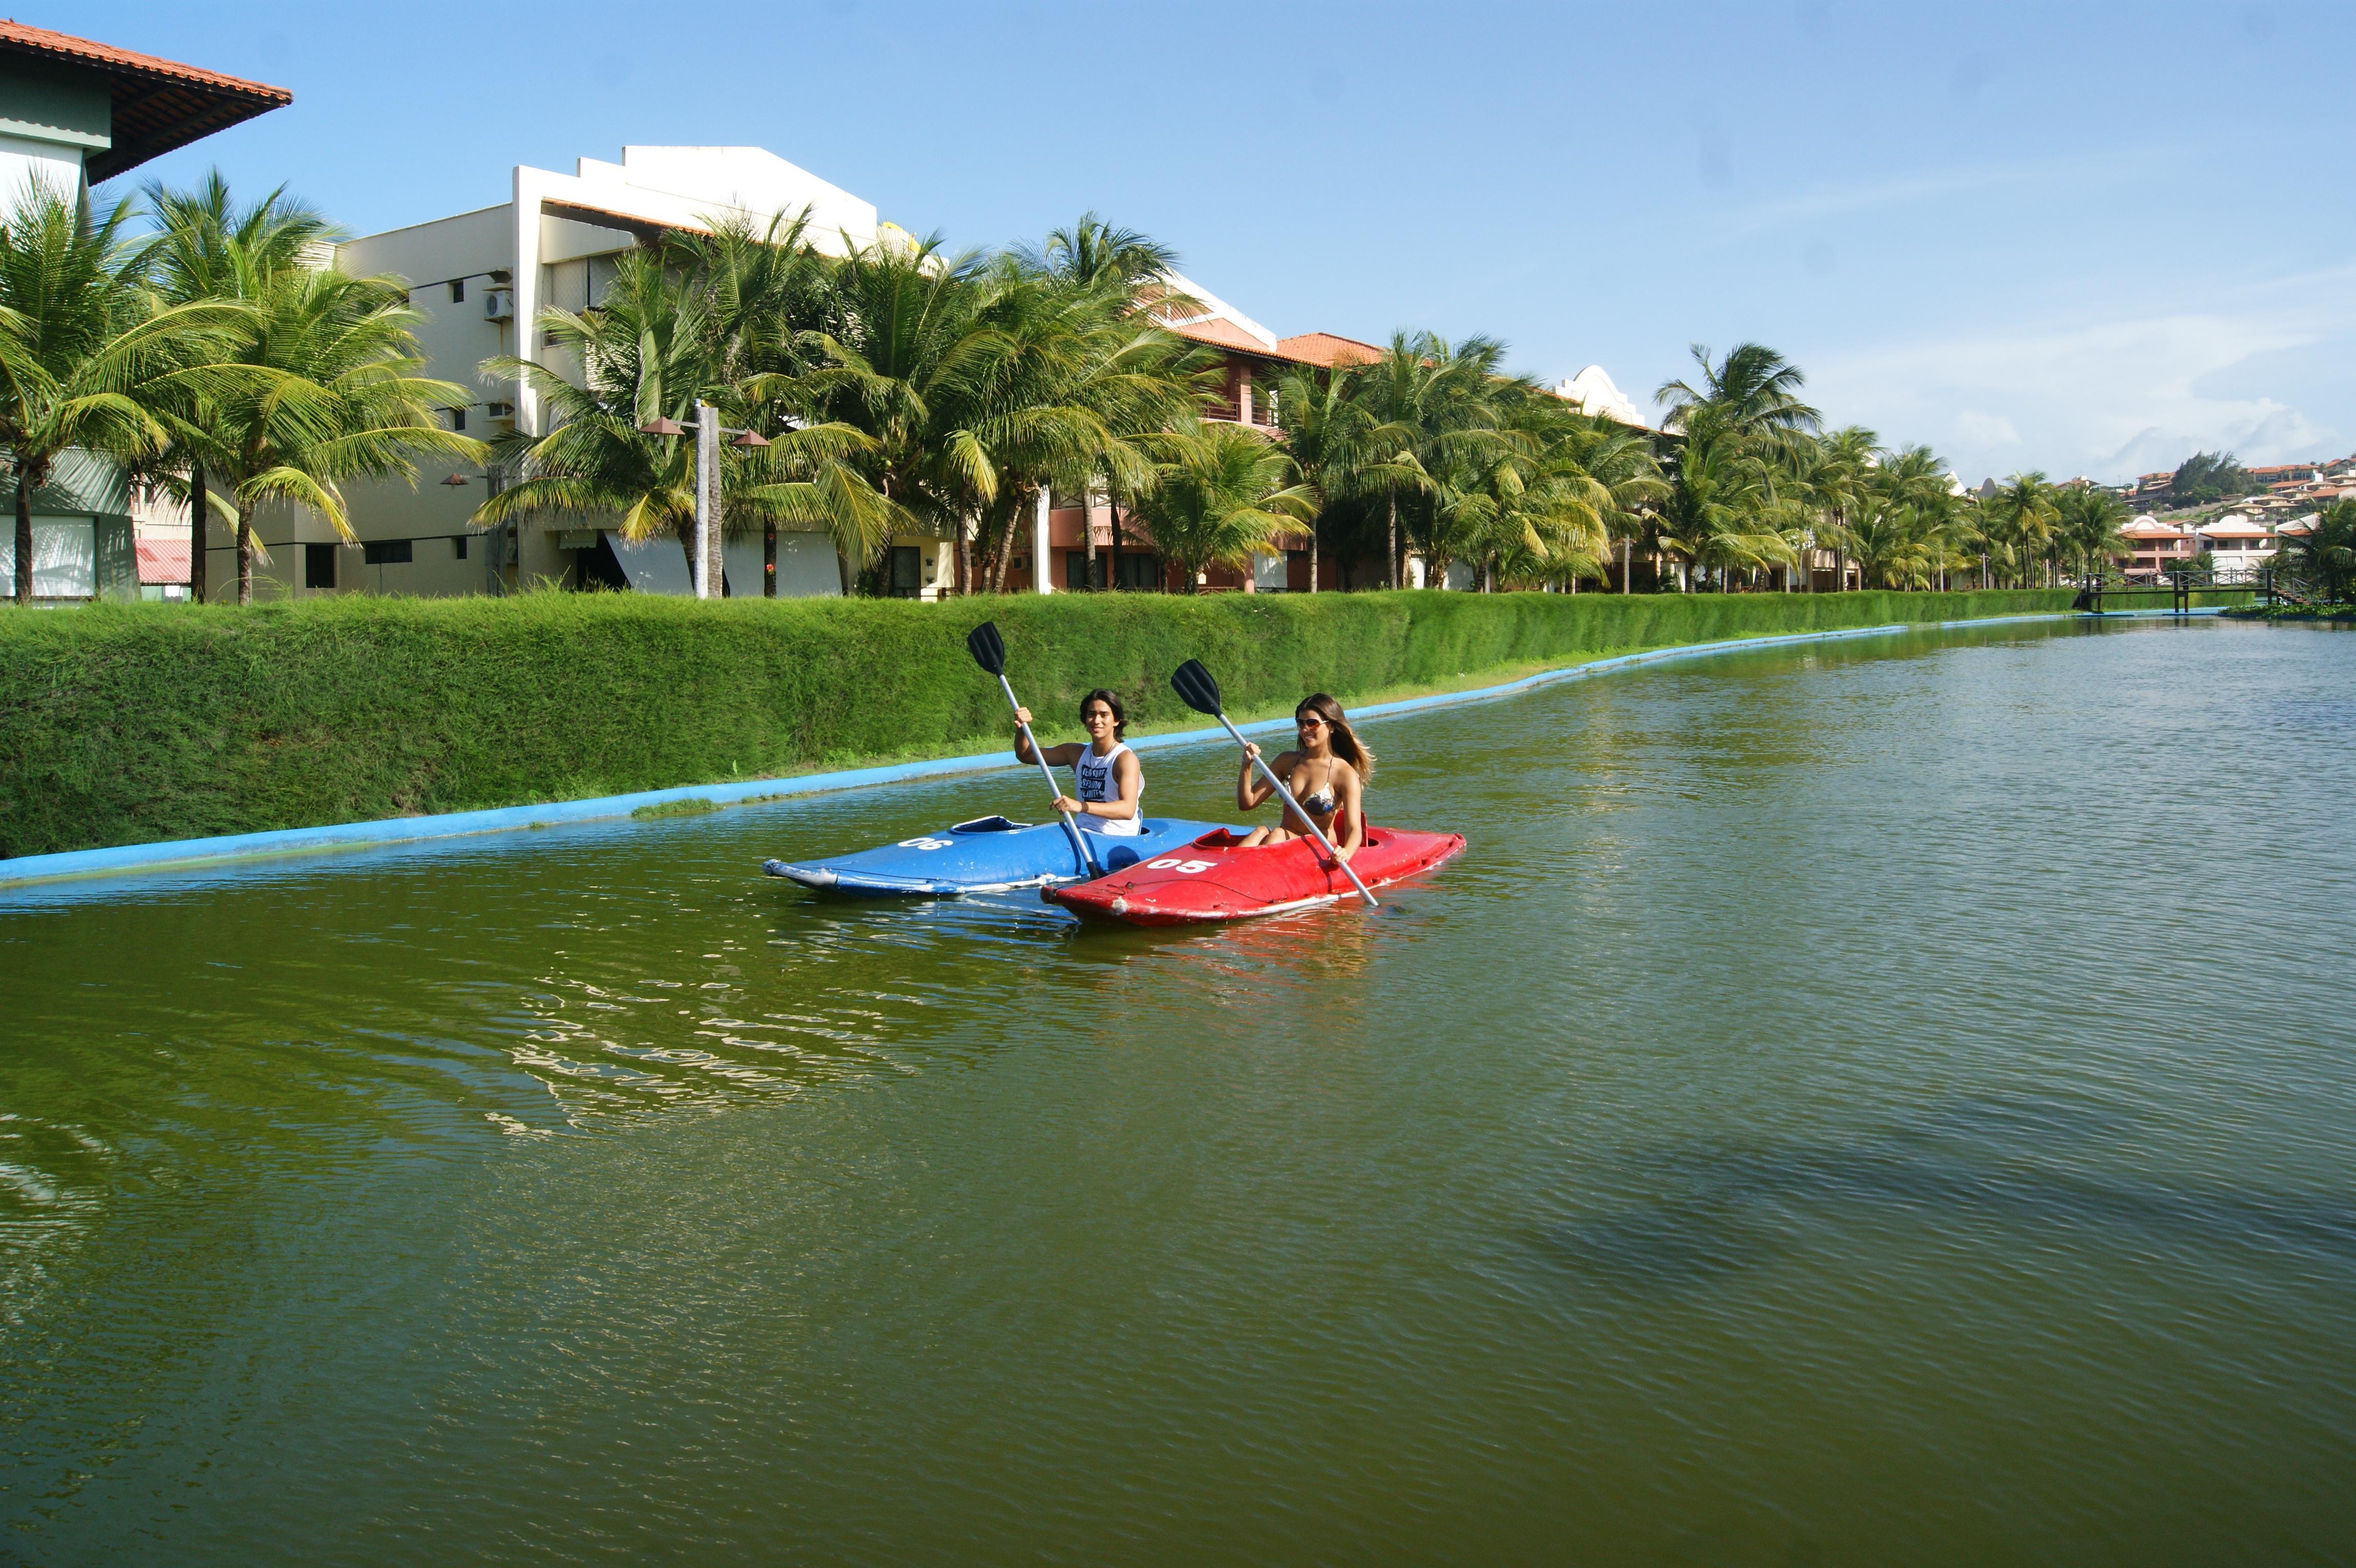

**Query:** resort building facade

left=224, top=142, right=1441, bottom=603
left=213, top=145, right=889, bottom=603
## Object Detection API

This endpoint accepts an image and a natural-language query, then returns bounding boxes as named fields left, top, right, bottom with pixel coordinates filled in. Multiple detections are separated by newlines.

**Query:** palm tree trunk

left=1307, top=516, right=1318, bottom=595
left=14, top=463, right=35, bottom=605
left=189, top=468, right=208, bottom=605
left=1387, top=496, right=1398, bottom=590
left=985, top=505, right=1015, bottom=596
left=237, top=517, right=256, bottom=606
left=1083, top=489, right=1098, bottom=591
left=1107, top=498, right=1123, bottom=592
left=764, top=520, right=778, bottom=598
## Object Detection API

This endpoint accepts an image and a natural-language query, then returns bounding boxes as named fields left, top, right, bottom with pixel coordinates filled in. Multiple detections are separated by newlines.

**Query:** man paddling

left=1012, top=691, right=1146, bottom=836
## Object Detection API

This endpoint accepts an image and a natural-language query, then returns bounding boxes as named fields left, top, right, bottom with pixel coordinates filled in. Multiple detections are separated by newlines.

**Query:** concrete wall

left=0, top=60, right=107, bottom=204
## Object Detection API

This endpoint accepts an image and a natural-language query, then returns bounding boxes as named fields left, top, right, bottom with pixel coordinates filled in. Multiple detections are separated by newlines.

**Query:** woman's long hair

left=1299, top=693, right=1372, bottom=782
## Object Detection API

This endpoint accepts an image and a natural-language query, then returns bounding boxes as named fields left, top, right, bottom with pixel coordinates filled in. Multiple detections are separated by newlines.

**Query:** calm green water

left=3, top=617, right=2352, bottom=1565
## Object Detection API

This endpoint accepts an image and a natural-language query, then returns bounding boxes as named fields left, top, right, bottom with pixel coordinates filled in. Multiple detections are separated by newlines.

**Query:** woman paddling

left=1236, top=693, right=1373, bottom=863
left=1013, top=689, right=1144, bottom=835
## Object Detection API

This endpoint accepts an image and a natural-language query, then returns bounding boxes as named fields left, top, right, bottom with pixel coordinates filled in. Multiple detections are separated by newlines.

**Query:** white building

left=218, top=145, right=916, bottom=602
left=2194, top=513, right=2278, bottom=582
left=1550, top=365, right=1651, bottom=429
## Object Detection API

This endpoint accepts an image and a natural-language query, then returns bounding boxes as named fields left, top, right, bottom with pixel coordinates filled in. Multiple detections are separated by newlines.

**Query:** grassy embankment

left=1, top=588, right=2076, bottom=859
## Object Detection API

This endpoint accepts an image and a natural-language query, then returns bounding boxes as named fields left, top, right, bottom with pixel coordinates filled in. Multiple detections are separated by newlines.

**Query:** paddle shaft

left=997, top=674, right=1094, bottom=875
left=1215, top=712, right=1379, bottom=908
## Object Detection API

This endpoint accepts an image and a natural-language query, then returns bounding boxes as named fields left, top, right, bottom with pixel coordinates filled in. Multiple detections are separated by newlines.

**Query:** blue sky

left=76, top=1, right=2356, bottom=484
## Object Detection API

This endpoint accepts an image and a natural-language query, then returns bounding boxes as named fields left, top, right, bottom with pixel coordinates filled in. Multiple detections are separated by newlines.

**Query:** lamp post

left=638, top=401, right=770, bottom=599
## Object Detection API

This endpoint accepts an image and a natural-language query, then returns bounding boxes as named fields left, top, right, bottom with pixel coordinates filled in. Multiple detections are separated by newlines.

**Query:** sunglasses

left=1295, top=715, right=1327, bottom=728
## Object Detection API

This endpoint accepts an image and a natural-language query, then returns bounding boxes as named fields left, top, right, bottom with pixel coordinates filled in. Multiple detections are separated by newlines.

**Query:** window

left=304, top=543, right=337, bottom=589
left=447, top=407, right=466, bottom=432
left=363, top=539, right=413, bottom=566
left=450, top=279, right=465, bottom=304
left=453, top=535, right=469, bottom=561
left=888, top=545, right=923, bottom=598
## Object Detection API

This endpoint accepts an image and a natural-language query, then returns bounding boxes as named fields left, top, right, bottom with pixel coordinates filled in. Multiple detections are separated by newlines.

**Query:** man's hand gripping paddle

left=1169, top=659, right=1378, bottom=908
left=968, top=622, right=1094, bottom=877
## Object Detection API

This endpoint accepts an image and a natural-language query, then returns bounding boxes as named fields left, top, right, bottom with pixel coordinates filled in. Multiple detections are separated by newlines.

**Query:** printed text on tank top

left=1072, top=741, right=1142, bottom=835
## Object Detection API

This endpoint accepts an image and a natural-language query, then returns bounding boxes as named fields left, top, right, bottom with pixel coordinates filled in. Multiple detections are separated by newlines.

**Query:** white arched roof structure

left=1550, top=365, right=1649, bottom=429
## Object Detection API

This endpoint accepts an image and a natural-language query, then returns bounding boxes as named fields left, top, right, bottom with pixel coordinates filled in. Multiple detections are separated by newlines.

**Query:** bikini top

left=1293, top=761, right=1339, bottom=818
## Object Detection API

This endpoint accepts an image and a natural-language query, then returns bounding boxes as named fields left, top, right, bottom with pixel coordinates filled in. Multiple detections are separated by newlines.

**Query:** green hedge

left=0, top=587, right=2072, bottom=858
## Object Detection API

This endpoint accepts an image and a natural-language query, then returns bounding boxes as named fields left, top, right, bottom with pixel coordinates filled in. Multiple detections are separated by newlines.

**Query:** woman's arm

left=1237, top=744, right=1290, bottom=811
left=1012, top=706, right=1082, bottom=768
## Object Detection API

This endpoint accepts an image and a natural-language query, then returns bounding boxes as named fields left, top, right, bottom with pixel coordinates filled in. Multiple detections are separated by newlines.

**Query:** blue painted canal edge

left=0, top=607, right=2221, bottom=890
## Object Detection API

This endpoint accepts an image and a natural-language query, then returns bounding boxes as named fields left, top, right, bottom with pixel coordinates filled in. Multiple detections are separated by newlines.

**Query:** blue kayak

left=762, top=815, right=1236, bottom=897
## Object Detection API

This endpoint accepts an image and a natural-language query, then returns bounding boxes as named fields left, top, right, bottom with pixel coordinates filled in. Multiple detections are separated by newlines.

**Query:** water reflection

left=4, top=617, right=2353, bottom=1563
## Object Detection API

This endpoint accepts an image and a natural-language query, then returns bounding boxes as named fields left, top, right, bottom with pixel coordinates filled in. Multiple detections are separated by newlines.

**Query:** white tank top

left=1072, top=741, right=1142, bottom=835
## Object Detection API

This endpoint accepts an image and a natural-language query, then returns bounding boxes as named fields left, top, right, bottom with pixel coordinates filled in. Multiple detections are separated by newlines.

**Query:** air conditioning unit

left=483, top=288, right=515, bottom=322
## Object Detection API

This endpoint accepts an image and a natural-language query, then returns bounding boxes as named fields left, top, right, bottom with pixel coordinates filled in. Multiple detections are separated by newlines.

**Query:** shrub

left=0, top=587, right=2073, bottom=857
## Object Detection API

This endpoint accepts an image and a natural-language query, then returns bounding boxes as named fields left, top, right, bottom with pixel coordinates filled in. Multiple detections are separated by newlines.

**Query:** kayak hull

left=763, top=815, right=1236, bottom=897
left=1041, top=827, right=1467, bottom=925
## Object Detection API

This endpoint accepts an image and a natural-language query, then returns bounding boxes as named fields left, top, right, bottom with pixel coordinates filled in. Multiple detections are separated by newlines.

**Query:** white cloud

left=1806, top=283, right=2354, bottom=483
left=1713, top=148, right=2157, bottom=238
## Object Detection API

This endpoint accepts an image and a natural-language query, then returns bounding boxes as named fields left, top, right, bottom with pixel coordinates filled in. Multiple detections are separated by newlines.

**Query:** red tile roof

left=1274, top=332, right=1384, bottom=367
left=0, top=22, right=291, bottom=183
left=1169, top=317, right=1283, bottom=358
left=136, top=537, right=189, bottom=585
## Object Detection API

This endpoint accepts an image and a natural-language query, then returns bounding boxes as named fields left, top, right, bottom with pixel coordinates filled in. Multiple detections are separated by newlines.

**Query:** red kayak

left=1042, top=827, right=1466, bottom=925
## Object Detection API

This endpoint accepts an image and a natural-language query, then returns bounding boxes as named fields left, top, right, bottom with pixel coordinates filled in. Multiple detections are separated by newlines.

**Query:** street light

left=638, top=402, right=770, bottom=599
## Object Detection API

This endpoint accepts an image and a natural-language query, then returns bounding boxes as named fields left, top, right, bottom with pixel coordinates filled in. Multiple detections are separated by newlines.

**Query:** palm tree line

left=0, top=177, right=482, bottom=606
left=0, top=173, right=2126, bottom=606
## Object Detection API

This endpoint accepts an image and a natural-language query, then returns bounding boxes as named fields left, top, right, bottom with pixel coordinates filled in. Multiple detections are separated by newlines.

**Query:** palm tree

left=1129, top=421, right=1315, bottom=591
left=1988, top=473, right=2059, bottom=589
left=199, top=261, right=483, bottom=603
left=1655, top=434, right=1795, bottom=590
left=2053, top=485, right=2130, bottom=583
left=1656, top=343, right=1822, bottom=464
left=0, top=185, right=247, bottom=605
left=1805, top=425, right=1880, bottom=591
left=2278, top=500, right=2355, bottom=602
left=483, top=231, right=895, bottom=592
left=141, top=171, right=337, bottom=604
left=1359, top=331, right=1510, bottom=587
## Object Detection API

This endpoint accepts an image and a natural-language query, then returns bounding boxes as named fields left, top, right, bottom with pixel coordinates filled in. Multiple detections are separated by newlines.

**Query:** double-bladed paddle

left=968, top=622, right=1094, bottom=876
left=1169, top=659, right=1378, bottom=908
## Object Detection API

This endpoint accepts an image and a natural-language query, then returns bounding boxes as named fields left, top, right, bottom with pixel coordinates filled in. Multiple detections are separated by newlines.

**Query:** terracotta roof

left=0, top=22, right=291, bottom=183
left=1169, top=317, right=1285, bottom=358
left=135, top=537, right=189, bottom=585
left=1274, top=332, right=1384, bottom=367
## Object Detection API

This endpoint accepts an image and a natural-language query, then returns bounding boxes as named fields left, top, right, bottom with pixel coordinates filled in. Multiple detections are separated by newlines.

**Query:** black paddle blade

left=1170, top=658, right=1224, bottom=717
left=966, top=621, right=1007, bottom=677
